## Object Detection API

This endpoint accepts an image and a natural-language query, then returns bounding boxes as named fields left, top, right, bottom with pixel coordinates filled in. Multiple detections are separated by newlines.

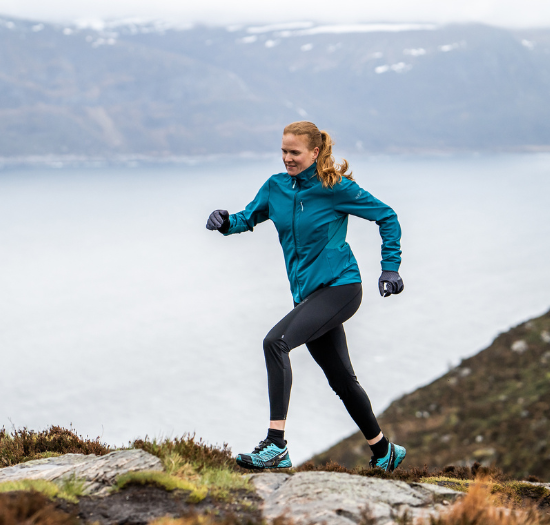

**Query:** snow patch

left=265, top=39, right=278, bottom=48
left=63, top=28, right=73, bottom=35
left=31, top=24, right=44, bottom=32
left=292, top=23, right=437, bottom=36
left=247, top=22, right=314, bottom=34
left=240, top=35, right=257, bottom=44
left=301, top=43, right=313, bottom=51
left=375, top=62, right=412, bottom=74
left=74, top=17, right=192, bottom=34
left=404, top=47, right=426, bottom=56
left=521, top=39, right=535, bottom=49
left=439, top=42, right=462, bottom=52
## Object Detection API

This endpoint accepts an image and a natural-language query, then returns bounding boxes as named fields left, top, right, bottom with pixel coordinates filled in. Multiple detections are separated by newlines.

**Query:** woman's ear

left=313, top=147, right=319, bottom=160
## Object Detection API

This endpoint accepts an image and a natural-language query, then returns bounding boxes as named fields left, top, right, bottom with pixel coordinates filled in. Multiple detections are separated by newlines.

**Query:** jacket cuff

left=218, top=215, right=231, bottom=234
left=381, top=262, right=400, bottom=272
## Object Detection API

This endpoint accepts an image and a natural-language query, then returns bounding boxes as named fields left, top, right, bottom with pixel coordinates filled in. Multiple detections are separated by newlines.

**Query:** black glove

left=206, top=209, right=229, bottom=232
left=378, top=271, right=404, bottom=297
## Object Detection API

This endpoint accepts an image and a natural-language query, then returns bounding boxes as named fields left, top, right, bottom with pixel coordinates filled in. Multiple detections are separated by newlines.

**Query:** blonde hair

left=283, top=121, right=353, bottom=188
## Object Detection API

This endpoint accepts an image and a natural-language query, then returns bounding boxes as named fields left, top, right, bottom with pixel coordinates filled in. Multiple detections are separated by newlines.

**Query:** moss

left=114, top=470, right=208, bottom=503
left=0, top=478, right=83, bottom=504
left=420, top=477, right=471, bottom=493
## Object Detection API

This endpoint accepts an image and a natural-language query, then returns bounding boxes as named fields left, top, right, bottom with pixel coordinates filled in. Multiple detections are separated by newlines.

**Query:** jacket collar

left=290, top=161, right=318, bottom=188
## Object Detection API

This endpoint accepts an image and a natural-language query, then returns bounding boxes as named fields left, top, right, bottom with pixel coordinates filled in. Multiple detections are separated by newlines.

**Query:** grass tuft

left=428, top=480, right=550, bottom=525
left=115, top=470, right=208, bottom=503
left=131, top=435, right=252, bottom=501
left=133, top=434, right=236, bottom=473
left=0, top=478, right=83, bottom=504
left=0, top=425, right=111, bottom=467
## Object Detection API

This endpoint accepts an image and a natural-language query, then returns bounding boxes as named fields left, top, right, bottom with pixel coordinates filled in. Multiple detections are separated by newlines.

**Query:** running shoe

left=369, top=442, right=406, bottom=472
left=236, top=438, right=292, bottom=470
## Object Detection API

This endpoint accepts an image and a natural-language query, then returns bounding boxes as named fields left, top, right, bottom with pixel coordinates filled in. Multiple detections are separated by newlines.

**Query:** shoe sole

left=236, top=453, right=292, bottom=470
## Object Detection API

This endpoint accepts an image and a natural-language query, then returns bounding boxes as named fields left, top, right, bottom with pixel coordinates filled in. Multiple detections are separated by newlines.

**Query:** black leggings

left=263, top=283, right=381, bottom=440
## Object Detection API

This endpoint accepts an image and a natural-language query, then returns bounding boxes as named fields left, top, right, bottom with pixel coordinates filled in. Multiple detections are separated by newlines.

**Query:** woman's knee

left=263, top=332, right=290, bottom=357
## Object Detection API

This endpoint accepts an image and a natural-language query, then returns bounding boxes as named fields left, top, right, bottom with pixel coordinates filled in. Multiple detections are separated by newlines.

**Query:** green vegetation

left=0, top=477, right=84, bottom=504
left=132, top=434, right=252, bottom=501
left=0, top=425, right=110, bottom=467
left=311, top=308, right=550, bottom=480
left=114, top=470, right=208, bottom=503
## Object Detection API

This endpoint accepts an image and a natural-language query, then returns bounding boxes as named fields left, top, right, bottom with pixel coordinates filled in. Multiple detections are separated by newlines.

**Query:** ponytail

left=283, top=121, right=353, bottom=188
left=316, top=131, right=353, bottom=188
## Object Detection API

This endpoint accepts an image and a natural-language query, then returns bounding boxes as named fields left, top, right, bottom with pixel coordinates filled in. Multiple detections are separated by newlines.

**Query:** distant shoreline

left=2, top=147, right=550, bottom=170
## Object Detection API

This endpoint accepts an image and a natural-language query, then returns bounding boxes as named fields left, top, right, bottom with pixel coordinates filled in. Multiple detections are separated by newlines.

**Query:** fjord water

left=1, top=153, right=549, bottom=463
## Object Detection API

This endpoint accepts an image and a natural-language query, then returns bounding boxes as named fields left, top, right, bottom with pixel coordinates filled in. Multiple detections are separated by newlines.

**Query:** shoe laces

left=253, top=438, right=272, bottom=453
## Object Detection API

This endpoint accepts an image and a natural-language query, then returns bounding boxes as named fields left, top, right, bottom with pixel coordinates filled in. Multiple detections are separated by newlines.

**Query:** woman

left=206, top=121, right=406, bottom=472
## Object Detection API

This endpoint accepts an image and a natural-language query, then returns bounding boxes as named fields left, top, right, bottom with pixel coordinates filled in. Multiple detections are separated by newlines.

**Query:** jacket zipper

left=292, top=185, right=302, bottom=302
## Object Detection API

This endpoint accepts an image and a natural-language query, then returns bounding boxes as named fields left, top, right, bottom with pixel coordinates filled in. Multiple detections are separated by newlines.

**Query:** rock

left=511, top=340, right=528, bottom=353
left=250, top=472, right=463, bottom=525
left=0, top=449, right=162, bottom=496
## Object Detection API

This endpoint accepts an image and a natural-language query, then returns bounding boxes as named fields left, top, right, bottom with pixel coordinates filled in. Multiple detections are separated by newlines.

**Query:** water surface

left=1, top=153, right=549, bottom=463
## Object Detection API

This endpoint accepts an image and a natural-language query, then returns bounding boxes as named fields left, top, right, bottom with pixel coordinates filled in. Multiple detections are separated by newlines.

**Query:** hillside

left=310, top=308, right=550, bottom=480
left=2, top=16, right=550, bottom=161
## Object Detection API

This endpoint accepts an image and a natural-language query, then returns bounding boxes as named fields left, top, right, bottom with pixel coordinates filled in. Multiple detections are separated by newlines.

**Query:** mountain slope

left=2, top=17, right=550, bottom=159
left=310, top=308, right=550, bottom=480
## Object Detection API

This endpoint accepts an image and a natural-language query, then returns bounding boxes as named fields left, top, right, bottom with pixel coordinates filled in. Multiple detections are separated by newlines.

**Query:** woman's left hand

left=378, top=271, right=404, bottom=297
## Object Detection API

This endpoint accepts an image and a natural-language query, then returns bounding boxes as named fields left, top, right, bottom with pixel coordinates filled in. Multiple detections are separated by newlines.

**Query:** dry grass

left=296, top=459, right=507, bottom=483
left=428, top=480, right=550, bottom=525
left=0, top=425, right=110, bottom=467
left=133, top=434, right=236, bottom=473
left=0, top=490, right=77, bottom=525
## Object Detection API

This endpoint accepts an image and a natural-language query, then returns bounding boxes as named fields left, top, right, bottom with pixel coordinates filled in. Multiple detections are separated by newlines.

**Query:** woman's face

left=281, top=133, right=319, bottom=176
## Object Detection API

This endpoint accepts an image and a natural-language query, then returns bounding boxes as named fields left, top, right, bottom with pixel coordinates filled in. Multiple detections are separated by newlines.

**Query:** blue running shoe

left=369, top=442, right=406, bottom=472
left=236, top=438, right=292, bottom=470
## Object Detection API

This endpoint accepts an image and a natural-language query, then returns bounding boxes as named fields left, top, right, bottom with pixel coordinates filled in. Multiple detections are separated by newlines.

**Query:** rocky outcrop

left=0, top=449, right=162, bottom=496
left=250, top=471, right=463, bottom=525
left=1, top=452, right=464, bottom=523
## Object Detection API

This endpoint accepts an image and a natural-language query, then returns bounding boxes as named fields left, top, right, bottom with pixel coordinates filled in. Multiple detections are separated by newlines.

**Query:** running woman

left=206, top=121, right=406, bottom=472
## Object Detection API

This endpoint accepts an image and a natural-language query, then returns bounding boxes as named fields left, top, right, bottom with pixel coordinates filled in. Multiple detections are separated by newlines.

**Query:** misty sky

left=2, top=0, right=550, bottom=28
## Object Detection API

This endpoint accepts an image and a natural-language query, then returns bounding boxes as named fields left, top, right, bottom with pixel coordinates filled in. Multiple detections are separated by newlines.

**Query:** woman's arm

left=222, top=178, right=271, bottom=236
left=334, top=178, right=402, bottom=271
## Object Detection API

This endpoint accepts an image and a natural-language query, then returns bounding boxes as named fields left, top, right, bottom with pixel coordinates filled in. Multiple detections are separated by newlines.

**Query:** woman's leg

left=263, top=283, right=362, bottom=425
left=306, top=322, right=407, bottom=471
left=305, top=325, right=381, bottom=440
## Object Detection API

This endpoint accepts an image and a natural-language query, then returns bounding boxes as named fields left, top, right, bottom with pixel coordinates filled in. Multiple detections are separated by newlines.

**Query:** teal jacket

left=223, top=162, right=402, bottom=303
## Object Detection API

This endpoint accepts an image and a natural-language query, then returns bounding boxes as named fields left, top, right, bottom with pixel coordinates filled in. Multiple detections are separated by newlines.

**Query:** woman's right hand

left=206, top=209, right=229, bottom=231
